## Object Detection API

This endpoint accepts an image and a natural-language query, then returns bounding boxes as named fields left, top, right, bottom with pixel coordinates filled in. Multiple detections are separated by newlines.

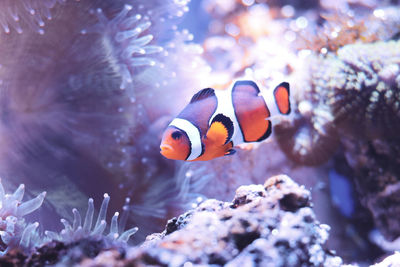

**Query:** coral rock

left=86, top=175, right=342, bottom=266
left=341, top=135, right=400, bottom=241
left=372, top=251, right=400, bottom=267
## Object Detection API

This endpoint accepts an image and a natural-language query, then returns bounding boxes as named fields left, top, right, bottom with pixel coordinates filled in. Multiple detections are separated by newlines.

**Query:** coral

left=299, top=11, right=378, bottom=53
left=27, top=239, right=121, bottom=266
left=0, top=180, right=46, bottom=255
left=85, top=175, right=342, bottom=266
left=274, top=101, right=340, bottom=165
left=370, top=229, right=400, bottom=252
left=300, top=5, right=400, bottom=53
left=277, top=39, right=400, bottom=165
left=45, top=193, right=138, bottom=245
left=276, top=38, right=400, bottom=242
left=325, top=40, right=400, bottom=139
left=340, top=135, right=400, bottom=241
left=372, top=251, right=400, bottom=266
left=0, top=0, right=67, bottom=34
left=274, top=51, right=341, bottom=166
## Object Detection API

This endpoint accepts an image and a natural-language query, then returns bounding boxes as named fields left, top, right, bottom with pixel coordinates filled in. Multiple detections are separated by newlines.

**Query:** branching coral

left=299, top=6, right=400, bottom=53
left=45, top=193, right=137, bottom=245
left=299, top=12, right=378, bottom=53
left=0, top=180, right=46, bottom=255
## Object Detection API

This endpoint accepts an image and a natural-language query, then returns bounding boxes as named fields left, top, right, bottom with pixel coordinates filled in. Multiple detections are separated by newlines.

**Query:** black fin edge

left=233, top=80, right=260, bottom=94
left=190, top=88, right=215, bottom=103
left=211, top=114, right=234, bottom=145
left=257, top=120, right=272, bottom=142
left=243, top=120, right=272, bottom=143
left=225, top=148, right=236, bottom=156
left=273, top=82, right=291, bottom=115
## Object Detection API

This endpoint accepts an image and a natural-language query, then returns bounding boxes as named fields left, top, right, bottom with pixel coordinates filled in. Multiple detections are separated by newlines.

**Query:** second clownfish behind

left=160, top=80, right=290, bottom=161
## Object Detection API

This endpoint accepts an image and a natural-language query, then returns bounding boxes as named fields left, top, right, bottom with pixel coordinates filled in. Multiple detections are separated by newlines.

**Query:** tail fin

left=273, top=82, right=290, bottom=115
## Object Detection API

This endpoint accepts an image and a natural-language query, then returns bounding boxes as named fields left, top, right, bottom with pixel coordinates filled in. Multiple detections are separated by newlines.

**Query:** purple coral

left=0, top=180, right=46, bottom=255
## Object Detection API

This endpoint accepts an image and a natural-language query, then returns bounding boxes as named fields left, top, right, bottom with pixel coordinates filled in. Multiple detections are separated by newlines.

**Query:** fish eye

left=171, top=130, right=182, bottom=140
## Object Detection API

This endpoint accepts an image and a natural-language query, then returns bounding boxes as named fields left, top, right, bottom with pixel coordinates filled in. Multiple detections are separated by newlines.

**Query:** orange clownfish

left=160, top=80, right=290, bottom=161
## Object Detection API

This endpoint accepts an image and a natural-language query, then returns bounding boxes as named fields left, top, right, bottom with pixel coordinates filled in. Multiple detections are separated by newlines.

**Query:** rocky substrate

left=81, top=175, right=343, bottom=266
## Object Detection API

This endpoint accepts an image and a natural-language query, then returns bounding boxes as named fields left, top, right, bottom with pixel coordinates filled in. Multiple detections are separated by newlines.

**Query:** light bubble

left=183, top=262, right=193, bottom=267
left=242, top=0, right=255, bottom=6
left=298, top=49, right=311, bottom=58
left=284, top=31, right=296, bottom=42
left=296, top=16, right=308, bottom=29
left=373, top=9, right=385, bottom=19
left=225, top=23, right=240, bottom=37
left=281, top=5, right=295, bottom=18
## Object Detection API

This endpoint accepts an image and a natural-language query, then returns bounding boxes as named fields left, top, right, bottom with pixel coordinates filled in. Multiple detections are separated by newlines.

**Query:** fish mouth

left=160, top=144, right=174, bottom=156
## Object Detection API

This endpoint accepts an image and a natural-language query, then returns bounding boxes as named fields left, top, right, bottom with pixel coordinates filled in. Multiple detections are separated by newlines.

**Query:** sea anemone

left=0, top=0, right=67, bottom=34
left=277, top=39, right=400, bottom=164
left=45, top=193, right=137, bottom=245
left=82, top=4, right=163, bottom=96
left=0, top=180, right=46, bottom=255
left=0, top=0, right=195, bottom=229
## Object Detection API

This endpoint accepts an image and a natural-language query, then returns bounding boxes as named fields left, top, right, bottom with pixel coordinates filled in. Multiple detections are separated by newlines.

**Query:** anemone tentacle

left=45, top=193, right=138, bottom=245
left=0, top=180, right=45, bottom=255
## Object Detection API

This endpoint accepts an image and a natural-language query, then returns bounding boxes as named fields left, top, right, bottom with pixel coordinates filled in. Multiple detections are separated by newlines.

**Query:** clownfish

left=160, top=80, right=290, bottom=161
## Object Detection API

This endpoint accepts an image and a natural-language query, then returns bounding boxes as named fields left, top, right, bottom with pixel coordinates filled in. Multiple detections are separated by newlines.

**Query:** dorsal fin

left=190, top=88, right=215, bottom=103
left=232, top=80, right=260, bottom=95
left=210, top=113, right=234, bottom=144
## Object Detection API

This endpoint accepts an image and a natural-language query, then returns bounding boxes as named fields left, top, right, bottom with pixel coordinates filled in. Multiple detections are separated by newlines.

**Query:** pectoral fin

left=206, top=114, right=234, bottom=145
